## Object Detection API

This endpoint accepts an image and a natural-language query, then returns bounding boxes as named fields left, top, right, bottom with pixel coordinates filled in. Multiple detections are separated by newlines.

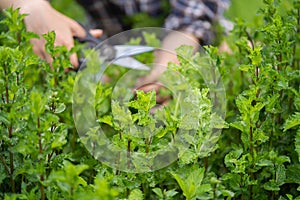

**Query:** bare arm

left=135, top=31, right=199, bottom=89
left=136, top=0, right=231, bottom=87
left=0, top=0, right=23, bottom=9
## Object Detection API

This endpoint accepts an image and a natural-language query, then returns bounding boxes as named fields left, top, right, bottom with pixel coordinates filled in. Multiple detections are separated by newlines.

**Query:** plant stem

left=249, top=125, right=254, bottom=158
left=246, top=31, right=255, bottom=50
left=249, top=125, right=254, bottom=200
left=270, top=114, right=275, bottom=148
left=255, top=67, right=259, bottom=82
left=89, top=170, right=94, bottom=184
left=127, top=139, right=131, bottom=169
left=115, top=131, right=123, bottom=175
left=0, top=154, right=10, bottom=177
left=40, top=174, right=45, bottom=200
left=172, top=92, right=181, bottom=141
left=211, top=183, right=216, bottom=199
left=115, top=151, right=120, bottom=175
left=240, top=173, right=244, bottom=200
left=142, top=183, right=148, bottom=200
left=9, top=125, right=15, bottom=193
left=46, top=150, right=55, bottom=177
left=174, top=93, right=181, bottom=119
left=38, top=117, right=42, bottom=153
left=4, top=64, right=16, bottom=193
left=145, top=139, right=149, bottom=154
left=277, top=53, right=282, bottom=72
left=37, top=116, right=45, bottom=200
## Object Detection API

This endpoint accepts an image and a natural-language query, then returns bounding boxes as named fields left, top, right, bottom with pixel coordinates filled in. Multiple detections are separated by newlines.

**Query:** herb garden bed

left=1, top=0, right=300, bottom=199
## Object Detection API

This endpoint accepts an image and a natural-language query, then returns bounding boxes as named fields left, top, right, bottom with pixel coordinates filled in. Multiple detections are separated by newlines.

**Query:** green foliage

left=50, top=0, right=86, bottom=23
left=1, top=1, right=300, bottom=199
left=171, top=166, right=210, bottom=200
left=122, top=0, right=170, bottom=29
left=221, top=0, right=300, bottom=199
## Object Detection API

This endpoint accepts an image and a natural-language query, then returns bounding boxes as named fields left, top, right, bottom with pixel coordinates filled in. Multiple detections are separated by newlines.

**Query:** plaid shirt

left=75, top=0, right=232, bottom=44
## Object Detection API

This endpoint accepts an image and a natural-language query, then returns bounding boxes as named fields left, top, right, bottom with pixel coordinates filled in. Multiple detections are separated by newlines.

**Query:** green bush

left=1, top=0, right=300, bottom=199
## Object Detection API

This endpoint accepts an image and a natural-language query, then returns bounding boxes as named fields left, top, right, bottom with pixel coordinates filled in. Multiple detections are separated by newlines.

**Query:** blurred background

left=50, top=0, right=294, bottom=29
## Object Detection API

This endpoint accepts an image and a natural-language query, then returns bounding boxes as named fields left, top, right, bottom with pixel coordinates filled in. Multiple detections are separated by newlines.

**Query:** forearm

left=0, top=0, right=24, bottom=9
left=157, top=31, right=199, bottom=66
left=136, top=31, right=198, bottom=86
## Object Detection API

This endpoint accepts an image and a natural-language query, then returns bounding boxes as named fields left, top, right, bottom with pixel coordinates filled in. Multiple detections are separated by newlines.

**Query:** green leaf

left=239, top=64, right=251, bottom=72
left=152, top=188, right=163, bottom=198
left=111, top=100, right=133, bottom=129
left=54, top=103, right=66, bottom=114
left=295, top=129, right=300, bottom=162
left=93, top=174, right=119, bottom=199
left=64, top=161, right=89, bottom=176
left=51, top=129, right=67, bottom=149
left=250, top=102, right=265, bottom=123
left=176, top=45, right=194, bottom=65
left=127, top=90, right=156, bottom=126
left=142, top=31, right=160, bottom=48
left=127, top=37, right=142, bottom=45
left=188, top=166, right=205, bottom=188
left=43, top=31, right=56, bottom=55
left=276, top=164, right=286, bottom=186
left=264, top=180, right=280, bottom=191
left=265, top=93, right=281, bottom=113
left=284, top=112, right=300, bottom=131
left=286, top=164, right=300, bottom=184
left=286, top=194, right=294, bottom=200
left=275, top=155, right=291, bottom=165
left=128, top=189, right=144, bottom=200
left=0, top=112, right=10, bottom=126
left=128, top=90, right=156, bottom=112
left=248, top=46, right=262, bottom=66
left=196, top=184, right=211, bottom=196
left=236, top=94, right=251, bottom=116
left=253, top=130, right=269, bottom=144
left=165, top=189, right=178, bottom=198
left=224, top=149, right=243, bottom=169
left=30, top=90, right=47, bottom=116
left=230, top=121, right=245, bottom=132
left=99, top=115, right=113, bottom=126
left=171, top=167, right=205, bottom=200
left=171, top=172, right=187, bottom=197
left=221, top=189, right=235, bottom=198
left=256, top=159, right=273, bottom=167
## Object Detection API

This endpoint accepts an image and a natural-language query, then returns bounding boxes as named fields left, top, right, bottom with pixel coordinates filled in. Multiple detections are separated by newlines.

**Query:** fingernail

left=70, top=54, right=79, bottom=68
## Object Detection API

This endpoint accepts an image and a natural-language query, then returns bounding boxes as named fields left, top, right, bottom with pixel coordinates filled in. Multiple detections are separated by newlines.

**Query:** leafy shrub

left=1, top=0, right=300, bottom=199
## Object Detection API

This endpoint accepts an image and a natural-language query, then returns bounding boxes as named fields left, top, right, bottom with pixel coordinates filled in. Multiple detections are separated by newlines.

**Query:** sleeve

left=164, top=0, right=232, bottom=44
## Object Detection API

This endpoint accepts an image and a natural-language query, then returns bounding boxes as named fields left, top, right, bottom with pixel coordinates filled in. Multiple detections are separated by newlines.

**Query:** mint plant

left=220, top=0, right=300, bottom=199
left=1, top=1, right=300, bottom=199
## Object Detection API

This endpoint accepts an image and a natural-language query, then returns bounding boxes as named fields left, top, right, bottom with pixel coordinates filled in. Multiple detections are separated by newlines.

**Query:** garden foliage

left=1, top=0, right=300, bottom=199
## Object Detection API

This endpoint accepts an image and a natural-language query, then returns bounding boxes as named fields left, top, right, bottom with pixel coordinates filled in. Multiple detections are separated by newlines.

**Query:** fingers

left=69, top=52, right=79, bottom=68
left=68, top=21, right=103, bottom=69
left=30, top=19, right=103, bottom=70
left=69, top=20, right=103, bottom=38
left=89, top=29, right=103, bottom=38
left=53, top=30, right=79, bottom=68
left=69, top=20, right=86, bottom=38
left=67, top=28, right=102, bottom=70
left=31, top=38, right=53, bottom=64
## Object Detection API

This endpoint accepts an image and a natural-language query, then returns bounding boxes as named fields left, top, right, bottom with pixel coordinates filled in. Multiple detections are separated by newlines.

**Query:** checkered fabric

left=75, top=0, right=232, bottom=44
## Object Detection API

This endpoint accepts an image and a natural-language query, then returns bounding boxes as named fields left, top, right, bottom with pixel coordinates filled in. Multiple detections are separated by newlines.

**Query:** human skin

left=0, top=0, right=103, bottom=68
left=0, top=0, right=200, bottom=95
